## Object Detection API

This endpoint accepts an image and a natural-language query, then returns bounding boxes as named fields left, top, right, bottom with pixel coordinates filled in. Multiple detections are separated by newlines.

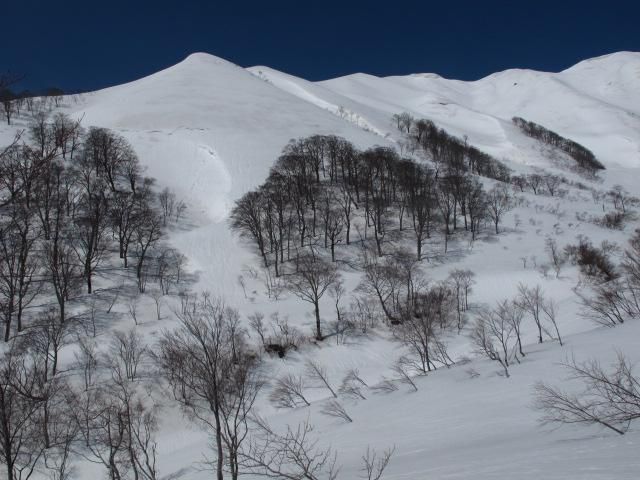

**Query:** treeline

left=0, top=72, right=66, bottom=125
left=394, top=112, right=512, bottom=182
left=512, top=116, right=605, bottom=173
left=230, top=135, right=514, bottom=273
left=0, top=113, right=185, bottom=341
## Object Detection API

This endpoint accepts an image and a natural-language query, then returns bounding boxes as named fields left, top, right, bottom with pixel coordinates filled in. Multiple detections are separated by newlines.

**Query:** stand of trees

left=231, top=135, right=513, bottom=273
left=512, top=117, right=605, bottom=173
left=0, top=113, right=183, bottom=341
left=230, top=134, right=515, bottom=341
left=397, top=114, right=511, bottom=182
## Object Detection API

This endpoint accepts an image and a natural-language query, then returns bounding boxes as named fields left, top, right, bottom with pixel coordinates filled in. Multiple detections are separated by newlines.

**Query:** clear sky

left=2, top=0, right=639, bottom=93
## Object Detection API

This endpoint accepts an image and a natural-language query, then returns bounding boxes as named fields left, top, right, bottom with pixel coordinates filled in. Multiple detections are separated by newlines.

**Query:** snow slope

left=58, top=53, right=392, bottom=299
left=253, top=51, right=640, bottom=170
left=1, top=51, right=639, bottom=480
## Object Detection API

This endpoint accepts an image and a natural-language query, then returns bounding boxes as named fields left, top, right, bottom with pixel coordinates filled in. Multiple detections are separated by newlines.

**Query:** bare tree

left=471, top=307, right=516, bottom=377
left=44, top=233, right=81, bottom=324
left=156, top=295, right=262, bottom=480
left=150, top=290, right=163, bottom=321
left=534, top=353, right=640, bottom=435
left=545, top=237, right=565, bottom=278
left=23, top=308, right=72, bottom=381
left=0, top=216, right=41, bottom=340
left=158, top=187, right=175, bottom=226
left=72, top=170, right=109, bottom=294
left=0, top=344, right=47, bottom=480
left=269, top=374, right=310, bottom=408
left=542, top=298, right=563, bottom=346
left=517, top=284, right=545, bottom=344
left=320, top=400, right=353, bottom=423
left=360, top=446, right=395, bottom=480
left=108, top=329, right=147, bottom=381
left=305, top=360, right=337, bottom=398
left=390, top=359, right=417, bottom=391
left=496, top=299, right=525, bottom=358
left=577, top=281, right=634, bottom=327
left=396, top=286, right=454, bottom=373
left=448, top=269, right=475, bottom=331
left=240, top=417, right=339, bottom=480
left=134, top=208, right=162, bottom=293
left=128, top=297, right=139, bottom=325
left=286, top=253, right=339, bottom=341
left=339, top=369, right=368, bottom=400
left=75, top=363, right=159, bottom=480
left=486, top=184, right=513, bottom=234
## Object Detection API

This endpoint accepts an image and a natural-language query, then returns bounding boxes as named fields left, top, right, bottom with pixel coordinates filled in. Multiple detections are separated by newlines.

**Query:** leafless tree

left=396, top=286, right=454, bottom=373
left=74, top=337, right=98, bottom=392
left=0, top=216, right=41, bottom=340
left=134, top=208, right=162, bottom=293
left=240, top=417, right=339, bottom=480
left=44, top=234, right=81, bottom=324
left=545, top=237, right=565, bottom=278
left=328, top=281, right=347, bottom=344
left=577, top=281, right=635, bottom=327
left=71, top=163, right=109, bottom=294
left=471, top=307, right=516, bottom=377
left=0, top=344, right=47, bottom=480
left=150, top=290, right=163, bottom=321
left=156, top=294, right=262, bottom=480
left=269, top=374, right=310, bottom=408
left=230, top=190, right=268, bottom=267
left=286, top=253, right=339, bottom=341
left=174, top=200, right=187, bottom=223
left=534, top=353, right=640, bottom=435
left=305, top=360, right=337, bottom=398
left=82, top=127, right=137, bottom=194
left=108, top=329, right=147, bottom=381
left=542, top=298, right=563, bottom=346
left=320, top=400, right=353, bottom=423
left=128, top=297, right=139, bottom=325
left=486, top=184, right=513, bottom=234
left=391, top=358, right=418, bottom=392
left=339, top=369, right=368, bottom=400
left=517, top=284, right=545, bottom=344
left=23, top=308, right=72, bottom=381
left=357, top=249, right=402, bottom=325
left=495, top=299, right=525, bottom=358
left=370, top=378, right=399, bottom=394
left=448, top=269, right=475, bottom=331
left=360, top=446, right=395, bottom=480
left=158, top=187, right=176, bottom=226
left=248, top=312, right=266, bottom=348
left=75, top=362, right=159, bottom=480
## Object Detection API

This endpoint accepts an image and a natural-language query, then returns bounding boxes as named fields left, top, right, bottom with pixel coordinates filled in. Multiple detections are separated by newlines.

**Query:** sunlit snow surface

left=1, top=51, right=639, bottom=479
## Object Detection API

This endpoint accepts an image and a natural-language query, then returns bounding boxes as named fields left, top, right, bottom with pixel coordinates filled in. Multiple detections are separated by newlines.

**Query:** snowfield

left=1, top=51, right=639, bottom=479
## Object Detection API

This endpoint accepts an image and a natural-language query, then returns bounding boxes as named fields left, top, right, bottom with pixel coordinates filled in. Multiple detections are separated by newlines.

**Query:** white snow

left=1, top=50, right=639, bottom=479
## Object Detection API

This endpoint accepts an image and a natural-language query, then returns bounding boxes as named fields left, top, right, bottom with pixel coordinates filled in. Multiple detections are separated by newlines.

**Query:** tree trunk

left=314, top=301, right=322, bottom=340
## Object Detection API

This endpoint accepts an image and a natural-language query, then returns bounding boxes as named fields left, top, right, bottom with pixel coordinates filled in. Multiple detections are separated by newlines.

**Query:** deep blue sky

left=2, top=0, right=639, bottom=93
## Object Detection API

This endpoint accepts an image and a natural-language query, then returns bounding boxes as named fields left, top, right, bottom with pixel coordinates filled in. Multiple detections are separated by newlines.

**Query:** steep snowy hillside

left=253, top=51, right=640, bottom=170
left=1, top=51, right=639, bottom=480
left=58, top=53, right=391, bottom=298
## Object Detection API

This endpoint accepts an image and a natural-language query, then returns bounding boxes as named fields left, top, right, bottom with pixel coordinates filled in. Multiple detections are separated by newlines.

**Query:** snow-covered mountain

left=254, top=51, right=640, bottom=170
left=1, top=51, right=639, bottom=480
left=44, top=50, right=638, bottom=301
